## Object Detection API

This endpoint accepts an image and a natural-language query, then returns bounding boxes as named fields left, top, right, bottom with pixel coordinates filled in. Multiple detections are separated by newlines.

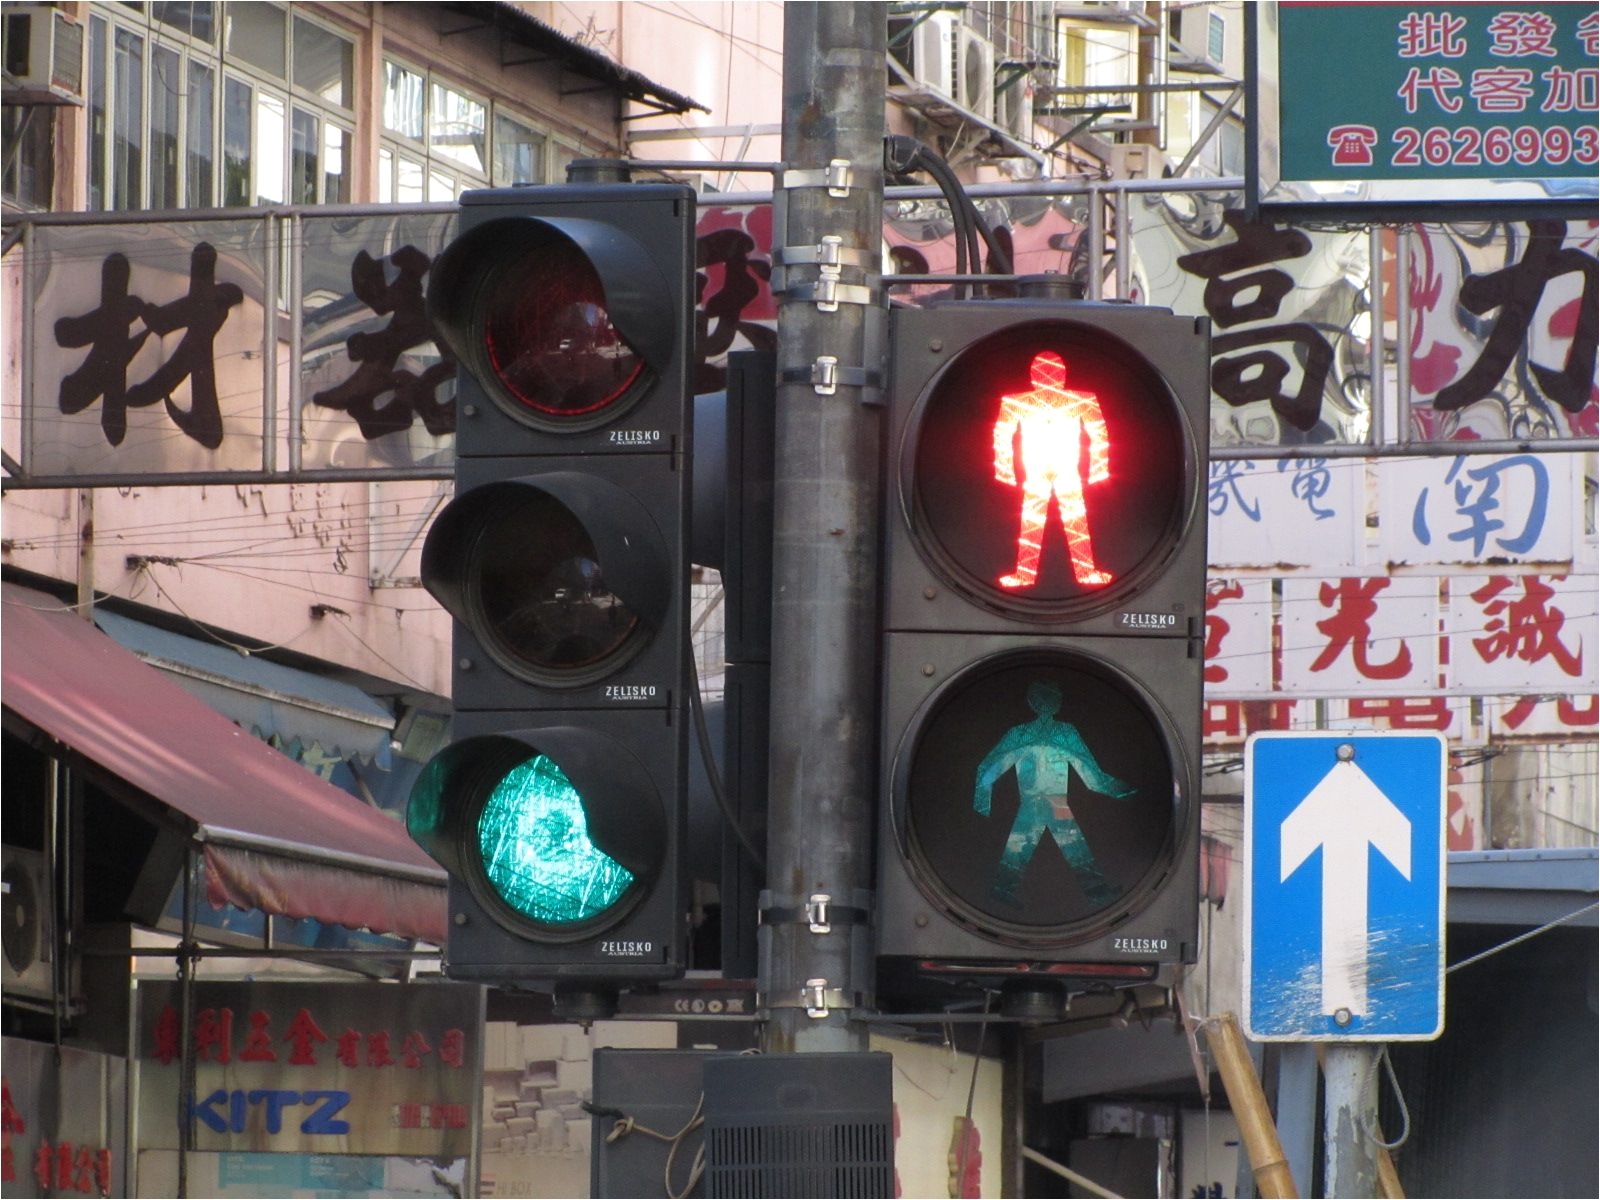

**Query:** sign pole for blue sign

left=1324, top=1042, right=1382, bottom=1198
left=1245, top=729, right=1447, bottom=1199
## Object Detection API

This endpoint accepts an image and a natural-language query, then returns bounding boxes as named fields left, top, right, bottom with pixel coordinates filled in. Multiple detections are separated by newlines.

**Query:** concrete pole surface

left=760, top=2, right=886, bottom=1053
left=1324, top=1043, right=1382, bottom=1198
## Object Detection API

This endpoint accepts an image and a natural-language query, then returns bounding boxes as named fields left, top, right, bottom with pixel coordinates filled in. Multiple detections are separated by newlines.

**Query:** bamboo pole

left=1207, top=1014, right=1299, bottom=1198
left=1377, top=1142, right=1405, bottom=1199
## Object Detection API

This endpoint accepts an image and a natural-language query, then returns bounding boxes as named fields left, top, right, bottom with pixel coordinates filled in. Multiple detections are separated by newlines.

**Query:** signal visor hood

left=427, top=214, right=677, bottom=379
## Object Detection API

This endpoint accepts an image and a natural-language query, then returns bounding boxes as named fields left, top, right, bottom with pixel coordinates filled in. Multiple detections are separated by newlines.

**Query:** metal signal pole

left=760, top=1, right=886, bottom=1053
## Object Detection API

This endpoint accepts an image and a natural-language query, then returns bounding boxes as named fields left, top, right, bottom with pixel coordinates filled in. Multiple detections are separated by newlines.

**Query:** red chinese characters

left=31, top=1142, right=111, bottom=1196
left=392, top=1102, right=468, bottom=1130
left=2, top=1077, right=22, bottom=1184
left=150, top=1004, right=467, bottom=1071
left=1308, top=578, right=1418, bottom=682
left=1468, top=575, right=1584, bottom=677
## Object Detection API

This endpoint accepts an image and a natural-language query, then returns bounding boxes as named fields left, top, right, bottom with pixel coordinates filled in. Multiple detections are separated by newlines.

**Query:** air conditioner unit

left=1108, top=143, right=1167, bottom=179
left=955, top=25, right=996, bottom=121
left=910, top=11, right=959, bottom=100
left=2, top=5, right=86, bottom=102
left=995, top=76, right=1035, bottom=141
left=2, top=846, right=55, bottom=1004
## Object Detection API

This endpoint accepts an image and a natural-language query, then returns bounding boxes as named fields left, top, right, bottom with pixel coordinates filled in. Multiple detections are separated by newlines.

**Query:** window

left=493, top=113, right=546, bottom=186
left=294, top=17, right=351, bottom=107
left=1207, top=11, right=1226, bottom=65
left=112, top=24, right=143, bottom=209
left=255, top=91, right=286, bottom=204
left=381, top=59, right=487, bottom=200
left=2, top=107, right=55, bottom=209
left=1195, top=96, right=1245, bottom=176
left=430, top=82, right=486, bottom=174
left=302, top=118, right=350, bottom=206
left=550, top=141, right=585, bottom=184
left=382, top=60, right=424, bottom=141
left=150, top=43, right=181, bottom=209
left=88, top=14, right=107, bottom=208
left=224, top=3, right=285, bottom=78
left=150, top=2, right=215, bottom=43
left=380, top=58, right=562, bottom=200
left=1058, top=18, right=1138, bottom=113
left=186, top=60, right=214, bottom=203
left=222, top=74, right=251, bottom=205
left=86, top=2, right=352, bottom=210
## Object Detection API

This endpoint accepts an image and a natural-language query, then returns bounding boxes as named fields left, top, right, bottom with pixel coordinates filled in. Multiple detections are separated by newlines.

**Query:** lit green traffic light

left=477, top=754, right=634, bottom=925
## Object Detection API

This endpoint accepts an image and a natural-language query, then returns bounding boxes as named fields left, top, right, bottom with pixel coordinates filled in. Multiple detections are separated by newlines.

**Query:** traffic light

left=875, top=292, right=1210, bottom=1012
left=407, top=179, right=696, bottom=1007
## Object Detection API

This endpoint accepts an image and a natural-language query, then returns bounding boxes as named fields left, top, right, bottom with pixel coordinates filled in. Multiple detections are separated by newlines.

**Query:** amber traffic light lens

left=470, top=488, right=643, bottom=681
left=481, top=232, right=647, bottom=420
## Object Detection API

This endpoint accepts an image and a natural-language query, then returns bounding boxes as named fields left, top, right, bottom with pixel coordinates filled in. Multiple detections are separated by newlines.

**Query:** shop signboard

left=135, top=980, right=481, bottom=1159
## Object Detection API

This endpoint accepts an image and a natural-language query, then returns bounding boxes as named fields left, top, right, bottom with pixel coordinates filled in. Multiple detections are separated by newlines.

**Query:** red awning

left=2, top=584, right=447, bottom=943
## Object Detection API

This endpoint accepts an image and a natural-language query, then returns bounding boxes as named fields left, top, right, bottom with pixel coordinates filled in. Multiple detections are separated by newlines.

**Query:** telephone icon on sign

left=1327, top=125, right=1378, bottom=167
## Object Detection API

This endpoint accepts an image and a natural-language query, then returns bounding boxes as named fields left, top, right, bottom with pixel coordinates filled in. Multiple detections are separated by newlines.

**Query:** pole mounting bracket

left=760, top=892, right=870, bottom=933
left=782, top=158, right=857, bottom=197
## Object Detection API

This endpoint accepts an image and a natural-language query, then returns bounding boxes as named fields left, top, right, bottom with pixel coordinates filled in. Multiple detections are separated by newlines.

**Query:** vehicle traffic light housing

left=876, top=296, right=1209, bottom=1010
left=408, top=181, right=696, bottom=998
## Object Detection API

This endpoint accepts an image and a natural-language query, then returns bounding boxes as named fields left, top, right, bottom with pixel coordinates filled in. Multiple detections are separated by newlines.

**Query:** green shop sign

left=1253, top=1, right=1598, bottom=210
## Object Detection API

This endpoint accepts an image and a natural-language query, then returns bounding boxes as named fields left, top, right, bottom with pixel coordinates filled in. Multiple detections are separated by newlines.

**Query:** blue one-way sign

left=1244, top=731, right=1447, bottom=1042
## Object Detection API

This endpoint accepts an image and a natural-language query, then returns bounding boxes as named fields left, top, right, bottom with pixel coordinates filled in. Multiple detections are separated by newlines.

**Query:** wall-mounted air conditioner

left=995, top=76, right=1035, bottom=141
left=2, top=846, right=55, bottom=1004
left=955, top=25, right=996, bottom=121
left=2, top=5, right=86, bottom=103
left=1108, top=143, right=1168, bottom=179
left=910, top=11, right=960, bottom=100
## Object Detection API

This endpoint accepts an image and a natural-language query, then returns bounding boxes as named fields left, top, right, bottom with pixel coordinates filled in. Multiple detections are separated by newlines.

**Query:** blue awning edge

left=92, top=607, right=395, bottom=764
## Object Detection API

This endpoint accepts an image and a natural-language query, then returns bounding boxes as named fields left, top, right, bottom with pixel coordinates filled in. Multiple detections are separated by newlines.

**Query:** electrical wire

left=589, top=1093, right=708, bottom=1200
left=882, top=132, right=1018, bottom=288
left=687, top=634, right=766, bottom=872
left=1445, top=901, right=1600, bottom=975
left=885, top=135, right=972, bottom=290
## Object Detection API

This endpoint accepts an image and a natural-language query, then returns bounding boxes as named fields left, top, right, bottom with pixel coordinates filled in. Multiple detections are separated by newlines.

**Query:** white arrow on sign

left=1280, top=758, right=1412, bottom=1019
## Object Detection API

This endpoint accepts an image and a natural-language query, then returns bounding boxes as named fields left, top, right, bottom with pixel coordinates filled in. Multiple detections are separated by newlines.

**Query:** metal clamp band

left=781, top=159, right=857, bottom=197
left=778, top=358, right=882, bottom=397
left=761, top=979, right=860, bottom=1019
left=760, top=892, right=871, bottom=932
left=775, top=236, right=878, bottom=272
left=783, top=278, right=875, bottom=311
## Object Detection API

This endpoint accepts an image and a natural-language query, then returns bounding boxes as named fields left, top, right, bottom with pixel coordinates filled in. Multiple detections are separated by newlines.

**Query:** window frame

left=379, top=55, right=570, bottom=200
left=85, top=1, right=355, bottom=211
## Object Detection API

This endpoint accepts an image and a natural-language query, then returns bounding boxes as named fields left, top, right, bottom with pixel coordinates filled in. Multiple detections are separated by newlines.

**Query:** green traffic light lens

left=476, top=753, right=635, bottom=927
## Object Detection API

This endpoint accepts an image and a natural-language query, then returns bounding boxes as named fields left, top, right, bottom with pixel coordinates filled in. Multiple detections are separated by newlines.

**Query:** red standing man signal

left=992, top=350, right=1115, bottom=590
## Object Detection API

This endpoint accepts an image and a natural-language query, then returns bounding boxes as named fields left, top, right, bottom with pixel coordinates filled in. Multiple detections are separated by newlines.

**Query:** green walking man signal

left=974, top=679, right=1135, bottom=910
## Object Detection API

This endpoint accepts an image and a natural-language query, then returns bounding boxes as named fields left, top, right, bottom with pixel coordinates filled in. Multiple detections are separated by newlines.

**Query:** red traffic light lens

left=480, top=231, right=647, bottom=421
left=470, top=488, right=645, bottom=683
left=898, top=649, right=1179, bottom=943
left=905, top=319, right=1191, bottom=620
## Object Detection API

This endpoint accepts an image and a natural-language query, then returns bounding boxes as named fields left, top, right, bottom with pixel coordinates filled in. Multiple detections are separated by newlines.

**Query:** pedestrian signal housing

left=876, top=297, right=1210, bottom=1011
